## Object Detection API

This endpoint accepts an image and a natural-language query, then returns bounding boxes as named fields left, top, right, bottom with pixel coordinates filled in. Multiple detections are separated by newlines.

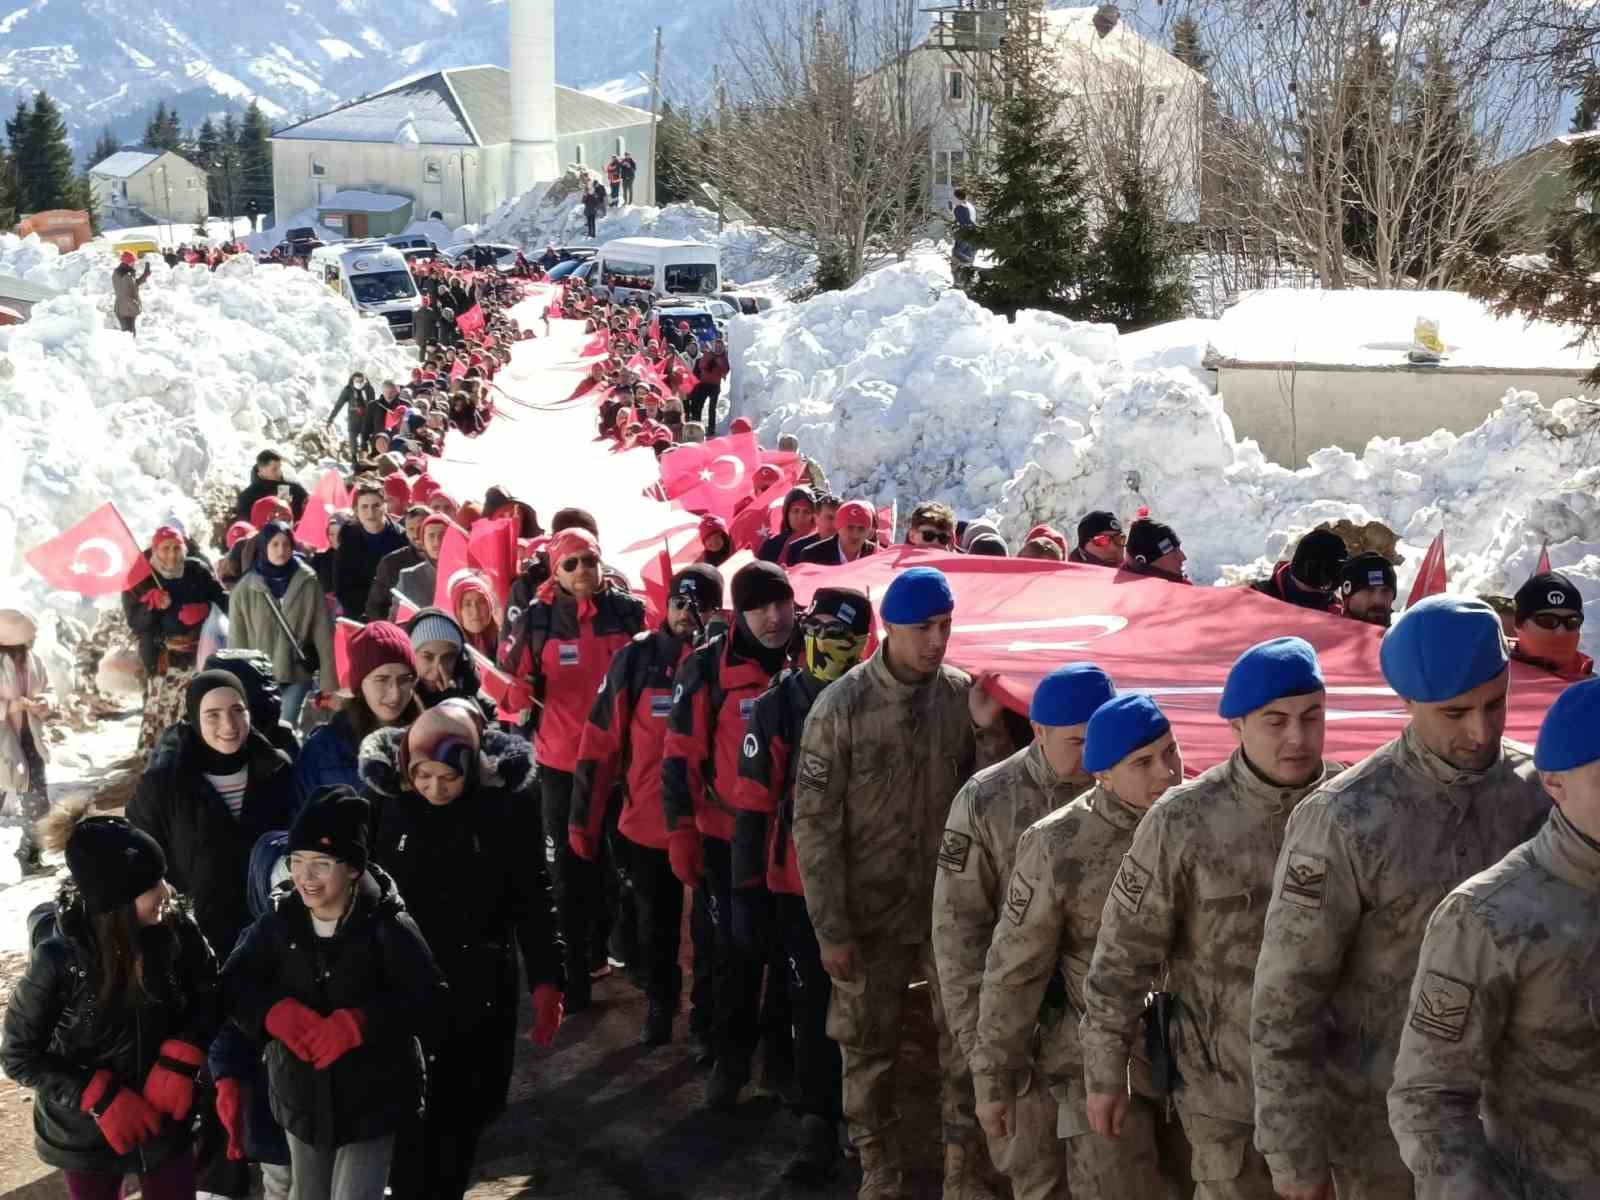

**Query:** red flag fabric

left=469, top=646, right=536, bottom=716
left=466, top=517, right=517, bottom=606
left=24, top=503, right=151, bottom=596
left=1406, top=530, right=1448, bottom=608
left=384, top=405, right=405, bottom=431
left=294, top=495, right=331, bottom=551
left=634, top=525, right=707, bottom=624
left=656, top=432, right=763, bottom=521
left=729, top=465, right=805, bottom=552
left=332, top=618, right=363, bottom=690
left=392, top=589, right=420, bottom=625
left=450, top=360, right=467, bottom=385
left=1536, top=540, right=1552, bottom=575
left=785, top=547, right=1563, bottom=771
left=311, top=469, right=349, bottom=509
left=431, top=521, right=471, bottom=610
left=875, top=501, right=897, bottom=547
left=456, top=304, right=486, bottom=338
left=581, top=331, right=608, bottom=357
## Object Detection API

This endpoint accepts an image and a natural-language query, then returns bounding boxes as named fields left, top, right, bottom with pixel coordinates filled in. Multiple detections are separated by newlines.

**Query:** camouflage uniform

left=791, top=645, right=1010, bottom=1167
left=1389, top=807, right=1600, bottom=1200
left=1081, top=750, right=1341, bottom=1199
left=932, top=743, right=1092, bottom=1200
left=970, top=785, right=1184, bottom=1199
left=1250, top=727, right=1550, bottom=1198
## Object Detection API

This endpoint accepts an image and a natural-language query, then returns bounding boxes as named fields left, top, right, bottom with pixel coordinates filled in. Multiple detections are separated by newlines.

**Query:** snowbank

left=0, top=233, right=415, bottom=690
left=729, top=256, right=1600, bottom=657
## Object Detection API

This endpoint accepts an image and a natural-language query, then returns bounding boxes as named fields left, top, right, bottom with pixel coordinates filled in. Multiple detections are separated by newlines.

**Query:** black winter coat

left=235, top=466, right=309, bottom=523
left=361, top=726, right=562, bottom=1123
left=127, top=724, right=297, bottom=963
left=1, top=889, right=220, bottom=1174
left=122, top=557, right=228, bottom=674
left=333, top=521, right=407, bottom=619
left=221, top=867, right=443, bottom=1150
left=365, top=543, right=423, bottom=622
left=330, top=381, right=376, bottom=428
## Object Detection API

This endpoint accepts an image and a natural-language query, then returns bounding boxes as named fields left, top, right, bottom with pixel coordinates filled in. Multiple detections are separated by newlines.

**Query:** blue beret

left=881, top=566, right=955, bottom=624
left=1030, top=663, right=1116, bottom=727
left=1534, top=678, right=1600, bottom=771
left=1218, top=637, right=1325, bottom=719
left=1379, top=595, right=1507, bottom=702
left=1083, top=694, right=1170, bottom=773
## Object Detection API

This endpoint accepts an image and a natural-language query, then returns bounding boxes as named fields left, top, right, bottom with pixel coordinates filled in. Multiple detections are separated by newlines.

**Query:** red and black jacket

left=498, top=587, right=646, bottom=772
left=731, top=667, right=824, bottom=897
left=661, top=633, right=780, bottom=843
left=571, top=628, right=692, bottom=852
left=1250, top=562, right=1342, bottom=613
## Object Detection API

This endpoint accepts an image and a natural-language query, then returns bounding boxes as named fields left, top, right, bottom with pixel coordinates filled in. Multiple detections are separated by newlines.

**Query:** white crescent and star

left=69, top=538, right=125, bottom=578
left=709, top=455, right=746, bottom=489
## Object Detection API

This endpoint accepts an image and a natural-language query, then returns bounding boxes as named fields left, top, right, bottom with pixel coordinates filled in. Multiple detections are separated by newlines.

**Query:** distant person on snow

left=112, top=252, right=152, bottom=336
left=235, top=449, right=309, bottom=523
left=0, top=608, right=53, bottom=877
left=606, top=156, right=622, bottom=207
left=950, top=189, right=977, bottom=289
left=620, top=152, right=638, bottom=205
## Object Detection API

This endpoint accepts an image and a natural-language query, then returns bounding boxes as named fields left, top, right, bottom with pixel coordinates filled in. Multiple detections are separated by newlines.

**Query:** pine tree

left=1171, top=15, right=1209, bottom=74
left=143, top=101, right=183, bottom=153
left=1402, top=41, right=1479, bottom=281
left=1572, top=69, right=1600, bottom=135
left=655, top=100, right=703, bottom=207
left=235, top=100, right=274, bottom=220
left=1, top=100, right=29, bottom=222
left=194, top=117, right=222, bottom=215
left=12, top=93, right=79, bottom=214
left=1082, top=166, right=1191, bottom=330
left=89, top=127, right=121, bottom=169
left=965, top=34, right=1094, bottom=320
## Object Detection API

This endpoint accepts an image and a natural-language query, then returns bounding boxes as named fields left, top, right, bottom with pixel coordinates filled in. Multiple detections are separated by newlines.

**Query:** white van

left=308, top=242, right=421, bottom=340
left=596, top=237, right=720, bottom=303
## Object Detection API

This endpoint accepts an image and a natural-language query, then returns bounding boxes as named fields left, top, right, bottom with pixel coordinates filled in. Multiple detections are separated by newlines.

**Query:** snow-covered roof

left=1044, top=7, right=1204, bottom=92
left=0, top=272, right=60, bottom=304
left=272, top=67, right=651, bottom=148
left=1210, top=289, right=1597, bottom=372
left=89, top=150, right=160, bottom=178
left=317, top=190, right=412, bottom=214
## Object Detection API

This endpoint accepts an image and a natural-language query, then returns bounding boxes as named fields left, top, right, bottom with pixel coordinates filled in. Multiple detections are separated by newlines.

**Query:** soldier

left=970, top=693, right=1187, bottom=1199
left=791, top=566, right=1013, bottom=1200
left=935, top=663, right=1114, bottom=1200
left=731, top=586, right=874, bottom=1185
left=1251, top=596, right=1551, bottom=1200
left=1388, top=677, right=1600, bottom=1199
left=1082, top=638, right=1343, bottom=1199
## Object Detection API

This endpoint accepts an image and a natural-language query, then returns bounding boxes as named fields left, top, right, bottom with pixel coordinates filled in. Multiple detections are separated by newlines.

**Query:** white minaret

left=508, top=0, right=560, bottom=197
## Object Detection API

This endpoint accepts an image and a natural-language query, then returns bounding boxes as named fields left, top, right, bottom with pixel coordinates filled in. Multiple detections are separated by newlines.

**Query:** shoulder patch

left=937, top=830, right=973, bottom=874
left=1003, top=874, right=1035, bottom=925
left=1279, top=850, right=1328, bottom=909
left=797, top=749, right=831, bottom=794
left=1110, top=854, right=1152, bottom=914
left=1409, top=971, right=1474, bottom=1042
left=742, top=732, right=760, bottom=760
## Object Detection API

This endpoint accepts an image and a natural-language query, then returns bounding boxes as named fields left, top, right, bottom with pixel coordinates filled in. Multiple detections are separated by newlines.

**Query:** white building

left=88, top=149, right=210, bottom=227
left=269, top=66, right=654, bottom=232
left=921, top=6, right=1205, bottom=220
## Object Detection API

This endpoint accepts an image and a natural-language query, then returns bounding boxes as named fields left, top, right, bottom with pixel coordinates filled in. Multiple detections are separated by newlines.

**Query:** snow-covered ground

left=93, top=216, right=256, bottom=248
left=0, top=231, right=414, bottom=693
left=728, top=253, right=1600, bottom=658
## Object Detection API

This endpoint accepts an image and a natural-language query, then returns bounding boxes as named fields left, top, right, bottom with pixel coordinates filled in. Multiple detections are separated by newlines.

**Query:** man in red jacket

left=662, top=561, right=797, bottom=1110
left=732, top=586, right=872, bottom=1184
left=570, top=564, right=725, bottom=1046
left=687, top=337, right=731, bottom=435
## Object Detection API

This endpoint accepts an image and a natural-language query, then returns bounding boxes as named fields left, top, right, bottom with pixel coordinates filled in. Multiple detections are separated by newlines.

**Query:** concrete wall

left=92, top=153, right=209, bottom=223
left=1216, top=363, right=1593, bottom=467
left=272, top=139, right=510, bottom=230
left=560, top=124, right=655, bottom=206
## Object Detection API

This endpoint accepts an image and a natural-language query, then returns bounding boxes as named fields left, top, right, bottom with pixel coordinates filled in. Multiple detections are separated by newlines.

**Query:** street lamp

left=157, top=164, right=173, bottom=246
left=445, top=150, right=479, bottom=228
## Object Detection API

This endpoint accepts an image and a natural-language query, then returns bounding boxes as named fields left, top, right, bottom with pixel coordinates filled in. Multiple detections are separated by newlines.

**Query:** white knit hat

left=0, top=609, right=37, bottom=646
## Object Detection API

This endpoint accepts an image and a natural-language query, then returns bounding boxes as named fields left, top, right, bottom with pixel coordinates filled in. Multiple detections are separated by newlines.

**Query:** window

left=614, top=136, right=626, bottom=156
left=945, top=70, right=965, bottom=102
left=663, top=262, right=719, bottom=295
left=600, top=257, right=655, bottom=292
left=424, top=158, right=442, bottom=184
left=935, top=150, right=965, bottom=188
left=310, top=156, right=327, bottom=179
left=574, top=144, right=585, bottom=166
left=186, top=177, right=198, bottom=189
left=349, top=270, right=417, bottom=305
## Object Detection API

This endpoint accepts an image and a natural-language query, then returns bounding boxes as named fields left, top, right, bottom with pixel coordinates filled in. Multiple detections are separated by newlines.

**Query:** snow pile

left=729, top=256, right=1600, bottom=657
left=0, top=233, right=415, bottom=690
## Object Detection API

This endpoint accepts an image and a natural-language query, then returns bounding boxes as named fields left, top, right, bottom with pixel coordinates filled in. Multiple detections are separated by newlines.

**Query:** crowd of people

left=4, top=258, right=1598, bottom=1200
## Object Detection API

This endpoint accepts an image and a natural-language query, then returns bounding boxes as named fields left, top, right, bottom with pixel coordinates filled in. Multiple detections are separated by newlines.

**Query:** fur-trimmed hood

left=356, top=724, right=536, bottom=800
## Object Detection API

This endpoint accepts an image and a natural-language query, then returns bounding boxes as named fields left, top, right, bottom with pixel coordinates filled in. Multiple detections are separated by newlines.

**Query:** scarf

left=253, top=521, right=300, bottom=600
left=537, top=528, right=603, bottom=620
left=184, top=671, right=254, bottom=775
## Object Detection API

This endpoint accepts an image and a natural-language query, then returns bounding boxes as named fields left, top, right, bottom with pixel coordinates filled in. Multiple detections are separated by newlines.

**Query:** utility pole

left=646, top=26, right=663, bottom=207
left=713, top=64, right=727, bottom=232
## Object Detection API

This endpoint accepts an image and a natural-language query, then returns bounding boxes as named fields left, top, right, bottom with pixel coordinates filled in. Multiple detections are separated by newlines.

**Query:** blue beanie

left=1534, top=678, right=1600, bottom=771
left=1030, top=663, right=1116, bottom=726
left=1379, top=595, right=1507, bottom=702
left=1219, top=637, right=1325, bottom=719
left=881, top=566, right=955, bottom=624
left=1083, top=694, right=1170, bottom=773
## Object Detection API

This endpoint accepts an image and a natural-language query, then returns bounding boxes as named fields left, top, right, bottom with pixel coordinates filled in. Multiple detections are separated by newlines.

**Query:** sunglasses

left=913, top=527, right=952, bottom=545
left=668, top=594, right=708, bottom=612
left=1089, top=532, right=1126, bottom=548
left=1528, top=612, right=1584, bottom=632
left=560, top=554, right=600, bottom=572
left=801, top=616, right=852, bottom=638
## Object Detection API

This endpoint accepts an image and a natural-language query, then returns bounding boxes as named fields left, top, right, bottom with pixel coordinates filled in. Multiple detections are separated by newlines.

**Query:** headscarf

left=252, top=520, right=300, bottom=599
left=447, top=568, right=500, bottom=656
left=185, top=669, right=253, bottom=774
left=538, top=527, right=603, bottom=619
left=419, top=512, right=452, bottom=563
left=398, top=700, right=483, bottom=792
left=150, top=525, right=187, bottom=580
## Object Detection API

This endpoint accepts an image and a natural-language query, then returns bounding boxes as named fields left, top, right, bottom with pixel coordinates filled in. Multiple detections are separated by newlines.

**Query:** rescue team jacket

left=731, top=667, right=827, bottom=897
left=661, top=633, right=780, bottom=843
left=572, top=628, right=692, bottom=852
left=498, top=586, right=646, bottom=772
left=1249, top=727, right=1548, bottom=1189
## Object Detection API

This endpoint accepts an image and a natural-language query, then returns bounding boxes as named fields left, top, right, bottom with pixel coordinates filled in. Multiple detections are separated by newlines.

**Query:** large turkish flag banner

left=787, top=547, right=1566, bottom=771
left=24, top=503, right=152, bottom=597
left=657, top=433, right=763, bottom=521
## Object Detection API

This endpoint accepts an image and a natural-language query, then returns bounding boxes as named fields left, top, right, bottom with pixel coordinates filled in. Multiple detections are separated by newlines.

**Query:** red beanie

left=383, top=474, right=411, bottom=503
left=224, top=521, right=256, bottom=550
left=347, top=622, right=416, bottom=695
left=249, top=495, right=290, bottom=529
left=729, top=417, right=753, bottom=435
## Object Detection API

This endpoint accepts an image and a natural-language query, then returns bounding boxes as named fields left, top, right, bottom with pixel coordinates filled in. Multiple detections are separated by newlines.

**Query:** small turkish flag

left=875, top=501, right=897, bottom=547
left=467, top=517, right=517, bottom=606
left=24, top=503, right=151, bottom=597
left=332, top=618, right=363, bottom=690
left=1535, top=540, right=1552, bottom=575
left=469, top=646, right=536, bottom=715
left=1406, top=530, right=1448, bottom=608
left=456, top=304, right=486, bottom=338
left=658, top=433, right=763, bottom=522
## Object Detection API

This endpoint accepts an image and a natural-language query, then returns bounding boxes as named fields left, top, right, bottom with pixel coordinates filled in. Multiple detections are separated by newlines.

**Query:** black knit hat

left=731, top=561, right=794, bottom=612
left=1515, top=571, right=1583, bottom=621
left=1126, top=518, right=1180, bottom=565
left=1339, top=552, right=1397, bottom=596
left=808, top=587, right=872, bottom=636
left=67, top=816, right=167, bottom=916
left=1290, top=529, right=1349, bottom=589
left=289, top=786, right=370, bottom=872
left=671, top=563, right=724, bottom=611
left=1076, top=510, right=1121, bottom=545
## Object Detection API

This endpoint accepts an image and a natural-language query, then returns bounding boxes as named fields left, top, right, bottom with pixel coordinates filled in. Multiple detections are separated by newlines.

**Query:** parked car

left=283, top=226, right=326, bottom=256
left=545, top=258, right=585, bottom=281
left=443, top=242, right=521, bottom=270
left=653, top=301, right=722, bottom=346
left=713, top=290, right=775, bottom=316
left=385, top=234, right=438, bottom=253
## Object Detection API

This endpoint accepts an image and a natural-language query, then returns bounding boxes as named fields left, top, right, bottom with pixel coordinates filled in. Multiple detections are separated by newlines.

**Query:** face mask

left=805, top=630, right=868, bottom=682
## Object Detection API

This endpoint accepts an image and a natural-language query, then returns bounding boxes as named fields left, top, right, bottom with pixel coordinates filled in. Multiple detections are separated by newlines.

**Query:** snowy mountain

left=0, top=0, right=735, bottom=156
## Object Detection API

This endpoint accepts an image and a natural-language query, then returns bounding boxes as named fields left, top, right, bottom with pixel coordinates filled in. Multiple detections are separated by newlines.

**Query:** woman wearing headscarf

left=0, top=609, right=52, bottom=876
left=499, top=526, right=645, bottom=1009
left=227, top=521, right=336, bottom=726
left=447, top=569, right=500, bottom=657
left=124, top=525, right=228, bottom=757
left=361, top=702, right=564, bottom=1199
left=292, top=623, right=421, bottom=805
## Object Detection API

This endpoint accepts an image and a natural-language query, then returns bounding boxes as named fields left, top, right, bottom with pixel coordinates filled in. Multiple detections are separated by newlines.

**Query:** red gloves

left=667, top=829, right=705, bottom=890
left=139, top=588, right=169, bottom=610
left=141, top=1038, right=204, bottom=1121
left=177, top=602, right=211, bottom=626
left=529, top=984, right=563, bottom=1047
left=569, top=828, right=598, bottom=862
left=215, top=1078, right=246, bottom=1161
left=306, top=1008, right=364, bottom=1070
left=265, top=998, right=323, bottom=1062
left=80, top=1069, right=162, bottom=1155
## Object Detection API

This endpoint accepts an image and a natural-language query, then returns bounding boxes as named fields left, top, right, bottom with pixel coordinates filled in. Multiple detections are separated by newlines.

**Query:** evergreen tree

left=194, top=116, right=223, bottom=215
left=1, top=100, right=29, bottom=221
left=235, top=100, right=274, bottom=220
left=11, top=93, right=80, bottom=214
left=1171, top=15, right=1209, bottom=74
left=1338, top=32, right=1398, bottom=271
left=965, top=34, right=1094, bottom=320
left=1082, top=166, right=1191, bottom=330
left=655, top=99, right=702, bottom=207
left=1402, top=41, right=1478, bottom=281
left=1572, top=69, right=1600, bottom=135
left=143, top=101, right=183, bottom=152
left=89, top=127, right=121, bottom=168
